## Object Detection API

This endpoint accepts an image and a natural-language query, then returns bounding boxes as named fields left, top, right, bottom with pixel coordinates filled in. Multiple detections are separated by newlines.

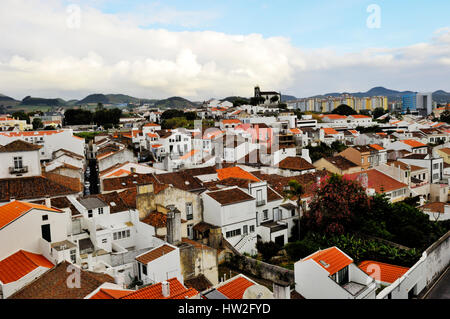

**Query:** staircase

left=234, top=234, right=255, bottom=253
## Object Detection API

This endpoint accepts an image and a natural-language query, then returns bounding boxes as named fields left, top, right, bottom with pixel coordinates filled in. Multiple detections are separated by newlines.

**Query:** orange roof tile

left=180, top=149, right=199, bottom=160
left=152, top=144, right=163, bottom=148
left=344, top=169, right=408, bottom=193
left=290, top=128, right=302, bottom=134
left=144, top=123, right=160, bottom=127
left=323, top=114, right=347, bottom=120
left=222, top=119, right=242, bottom=125
left=122, top=278, right=198, bottom=299
left=90, top=288, right=132, bottom=299
left=0, top=201, right=61, bottom=229
left=0, top=250, right=54, bottom=284
left=401, top=139, right=427, bottom=148
left=216, top=166, right=260, bottom=182
left=322, top=128, right=339, bottom=135
left=370, top=144, right=385, bottom=151
left=136, top=245, right=176, bottom=264
left=147, top=133, right=158, bottom=138
left=350, top=115, right=371, bottom=119
left=217, top=276, right=255, bottom=299
left=106, top=169, right=131, bottom=178
left=359, top=260, right=409, bottom=284
left=303, top=247, right=353, bottom=275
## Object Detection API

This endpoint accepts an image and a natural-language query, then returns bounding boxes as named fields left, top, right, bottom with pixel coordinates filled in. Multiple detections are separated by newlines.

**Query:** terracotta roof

left=344, top=169, right=408, bottom=193
left=303, top=247, right=353, bottom=275
left=216, top=276, right=255, bottom=299
left=217, top=166, right=260, bottom=182
left=267, top=187, right=283, bottom=202
left=102, top=173, right=167, bottom=193
left=206, top=188, right=255, bottom=206
left=222, top=119, right=241, bottom=125
left=438, top=148, right=450, bottom=155
left=0, top=250, right=54, bottom=284
left=0, top=200, right=61, bottom=229
left=369, top=144, right=385, bottom=151
left=122, top=277, right=198, bottom=299
left=323, top=115, right=347, bottom=120
left=87, top=192, right=130, bottom=214
left=10, top=261, right=114, bottom=299
left=350, top=115, right=371, bottom=119
left=0, top=140, right=41, bottom=153
left=155, top=171, right=204, bottom=191
left=359, top=260, right=409, bottom=284
left=0, top=130, right=64, bottom=138
left=388, top=161, right=424, bottom=172
left=136, top=244, right=176, bottom=264
left=141, top=211, right=187, bottom=229
left=278, top=157, right=315, bottom=171
left=322, top=156, right=359, bottom=171
left=184, top=274, right=213, bottom=292
left=117, top=188, right=137, bottom=209
left=420, top=202, right=446, bottom=214
left=322, top=128, right=340, bottom=135
left=90, top=288, right=132, bottom=299
left=401, top=139, right=427, bottom=148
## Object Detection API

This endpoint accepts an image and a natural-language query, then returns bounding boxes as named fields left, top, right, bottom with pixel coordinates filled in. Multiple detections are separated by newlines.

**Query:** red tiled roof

left=303, top=247, right=353, bottom=275
left=344, top=169, right=408, bottom=193
left=206, top=188, right=255, bottom=206
left=278, top=157, right=315, bottom=171
left=122, top=277, right=198, bottom=299
left=350, top=115, right=371, bottom=119
left=0, top=140, right=42, bottom=153
left=0, top=201, right=61, bottom=229
left=323, top=114, right=347, bottom=120
left=401, top=139, right=427, bottom=148
left=0, top=250, right=54, bottom=284
left=359, top=260, right=409, bottom=284
left=90, top=288, right=132, bottom=299
left=322, top=128, right=339, bottom=135
left=217, top=166, right=260, bottom=182
left=222, top=119, right=241, bottom=125
left=217, top=276, right=255, bottom=299
left=136, top=245, right=176, bottom=264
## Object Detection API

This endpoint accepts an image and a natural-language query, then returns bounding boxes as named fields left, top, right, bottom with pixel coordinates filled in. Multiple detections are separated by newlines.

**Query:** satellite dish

left=242, top=285, right=274, bottom=299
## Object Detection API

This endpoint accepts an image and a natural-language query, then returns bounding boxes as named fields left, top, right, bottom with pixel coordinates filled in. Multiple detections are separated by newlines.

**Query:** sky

left=0, top=0, right=449, bottom=101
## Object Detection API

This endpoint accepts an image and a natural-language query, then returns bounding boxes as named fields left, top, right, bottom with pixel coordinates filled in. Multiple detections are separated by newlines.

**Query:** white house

left=294, top=246, right=377, bottom=299
left=135, top=243, right=182, bottom=286
left=201, top=187, right=257, bottom=255
left=0, top=140, right=42, bottom=179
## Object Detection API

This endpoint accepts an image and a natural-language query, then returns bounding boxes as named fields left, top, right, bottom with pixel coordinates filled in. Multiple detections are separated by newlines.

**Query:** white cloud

left=0, top=0, right=449, bottom=101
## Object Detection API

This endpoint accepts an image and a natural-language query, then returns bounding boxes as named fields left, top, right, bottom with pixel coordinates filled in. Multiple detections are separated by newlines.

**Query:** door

left=275, top=235, right=284, bottom=247
left=41, top=224, right=51, bottom=242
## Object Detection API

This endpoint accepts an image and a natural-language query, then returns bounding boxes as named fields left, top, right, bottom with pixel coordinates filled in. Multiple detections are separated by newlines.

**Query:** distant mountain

left=309, top=87, right=450, bottom=103
left=154, top=96, right=198, bottom=109
left=76, top=93, right=157, bottom=105
left=281, top=94, right=297, bottom=102
left=0, top=93, right=16, bottom=101
left=20, top=96, right=64, bottom=106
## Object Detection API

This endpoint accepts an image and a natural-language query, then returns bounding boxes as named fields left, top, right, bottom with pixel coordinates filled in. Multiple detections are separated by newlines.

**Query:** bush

left=256, top=241, right=282, bottom=262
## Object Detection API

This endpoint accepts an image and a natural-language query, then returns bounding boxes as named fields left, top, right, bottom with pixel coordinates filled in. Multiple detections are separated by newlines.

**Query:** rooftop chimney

left=45, top=196, right=51, bottom=208
left=162, top=281, right=170, bottom=298
left=166, top=205, right=181, bottom=245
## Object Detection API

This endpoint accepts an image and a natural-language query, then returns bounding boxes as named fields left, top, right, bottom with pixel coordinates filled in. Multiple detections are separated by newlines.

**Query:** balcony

left=9, top=166, right=28, bottom=174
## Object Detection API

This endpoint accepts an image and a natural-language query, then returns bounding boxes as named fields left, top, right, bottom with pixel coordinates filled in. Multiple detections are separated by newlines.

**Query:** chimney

left=9, top=196, right=16, bottom=202
left=272, top=281, right=291, bottom=300
left=166, top=205, right=181, bottom=245
left=162, top=281, right=170, bottom=298
left=45, top=196, right=51, bottom=208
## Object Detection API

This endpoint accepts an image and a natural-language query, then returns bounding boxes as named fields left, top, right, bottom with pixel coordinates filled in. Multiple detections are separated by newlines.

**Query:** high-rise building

left=402, top=93, right=417, bottom=113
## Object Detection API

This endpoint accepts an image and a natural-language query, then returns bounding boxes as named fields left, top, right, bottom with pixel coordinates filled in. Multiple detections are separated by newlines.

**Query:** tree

left=270, top=95, right=279, bottom=104
left=64, top=109, right=93, bottom=125
left=256, top=241, right=281, bottom=262
left=284, top=180, right=305, bottom=241
left=304, top=174, right=370, bottom=235
left=161, top=109, right=185, bottom=120
left=332, top=104, right=357, bottom=116
left=12, top=111, right=30, bottom=123
left=32, top=118, right=43, bottom=130
left=440, top=110, right=450, bottom=124
left=373, top=107, right=387, bottom=119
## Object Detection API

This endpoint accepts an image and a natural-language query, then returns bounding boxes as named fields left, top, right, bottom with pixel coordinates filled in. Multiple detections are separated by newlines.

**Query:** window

left=291, top=209, right=296, bottom=217
left=13, top=156, right=23, bottom=169
left=70, top=250, right=76, bottom=263
left=186, top=203, right=193, bottom=220
left=113, top=233, right=118, bottom=240
left=263, top=210, right=268, bottom=221
left=336, top=266, right=349, bottom=285
left=88, top=210, right=93, bottom=218
left=142, top=264, right=147, bottom=276
left=98, top=207, right=104, bottom=215
left=226, top=228, right=241, bottom=238
left=102, top=239, right=107, bottom=244
left=243, top=225, right=248, bottom=235
left=433, top=163, right=439, bottom=170
left=42, top=215, right=48, bottom=221
left=250, top=225, right=255, bottom=233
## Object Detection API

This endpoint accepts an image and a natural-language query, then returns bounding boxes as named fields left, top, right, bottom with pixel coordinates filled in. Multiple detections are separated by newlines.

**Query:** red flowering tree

left=304, top=174, right=370, bottom=235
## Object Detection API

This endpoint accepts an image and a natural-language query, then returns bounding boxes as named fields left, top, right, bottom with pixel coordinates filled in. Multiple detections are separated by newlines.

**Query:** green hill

left=154, top=96, right=198, bottom=109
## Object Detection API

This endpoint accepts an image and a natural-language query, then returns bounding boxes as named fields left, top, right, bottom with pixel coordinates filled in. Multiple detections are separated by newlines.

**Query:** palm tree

left=284, top=180, right=305, bottom=241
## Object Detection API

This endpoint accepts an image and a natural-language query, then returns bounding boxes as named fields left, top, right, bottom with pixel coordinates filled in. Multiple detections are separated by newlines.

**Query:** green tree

left=256, top=241, right=281, bottom=262
left=440, top=110, right=450, bottom=124
left=284, top=180, right=305, bottom=241
left=373, top=107, right=387, bottom=119
left=12, top=111, right=30, bottom=123
left=32, top=118, right=43, bottom=130
left=332, top=104, right=357, bottom=116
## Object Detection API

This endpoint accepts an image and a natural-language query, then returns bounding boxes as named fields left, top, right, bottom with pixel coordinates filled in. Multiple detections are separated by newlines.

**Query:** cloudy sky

left=0, top=0, right=449, bottom=101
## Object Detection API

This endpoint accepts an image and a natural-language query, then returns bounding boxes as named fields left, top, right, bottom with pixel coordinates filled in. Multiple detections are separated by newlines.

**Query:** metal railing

left=9, top=166, right=28, bottom=174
